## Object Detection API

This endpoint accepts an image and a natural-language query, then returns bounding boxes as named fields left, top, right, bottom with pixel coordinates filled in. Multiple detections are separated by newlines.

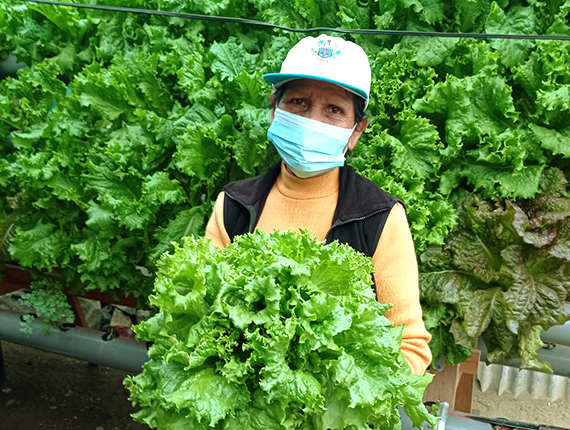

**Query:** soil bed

left=0, top=341, right=148, bottom=430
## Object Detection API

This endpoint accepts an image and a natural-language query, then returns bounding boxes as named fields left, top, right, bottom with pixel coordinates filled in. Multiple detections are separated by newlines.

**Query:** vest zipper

left=324, top=207, right=391, bottom=242
left=224, top=192, right=257, bottom=234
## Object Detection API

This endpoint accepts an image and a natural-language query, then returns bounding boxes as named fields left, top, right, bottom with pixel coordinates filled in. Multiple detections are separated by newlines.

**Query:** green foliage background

left=1, top=0, right=570, bottom=370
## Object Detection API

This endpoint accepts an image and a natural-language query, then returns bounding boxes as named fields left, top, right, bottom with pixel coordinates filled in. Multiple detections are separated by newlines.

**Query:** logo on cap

left=312, top=38, right=340, bottom=62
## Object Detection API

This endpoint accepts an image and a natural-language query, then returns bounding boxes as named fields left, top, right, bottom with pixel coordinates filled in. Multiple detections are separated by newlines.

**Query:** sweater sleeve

left=372, top=203, right=432, bottom=375
left=205, top=192, right=231, bottom=249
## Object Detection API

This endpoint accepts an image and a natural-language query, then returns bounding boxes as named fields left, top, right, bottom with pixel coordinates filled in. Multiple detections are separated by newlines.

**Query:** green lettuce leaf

left=9, top=218, right=70, bottom=270
left=485, top=2, right=536, bottom=67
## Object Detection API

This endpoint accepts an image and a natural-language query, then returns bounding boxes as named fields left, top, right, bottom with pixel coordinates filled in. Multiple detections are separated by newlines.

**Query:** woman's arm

left=372, top=203, right=432, bottom=375
left=204, top=192, right=231, bottom=249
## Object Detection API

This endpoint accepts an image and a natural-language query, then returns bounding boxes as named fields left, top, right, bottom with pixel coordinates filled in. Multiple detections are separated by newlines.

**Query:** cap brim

left=263, top=73, right=369, bottom=102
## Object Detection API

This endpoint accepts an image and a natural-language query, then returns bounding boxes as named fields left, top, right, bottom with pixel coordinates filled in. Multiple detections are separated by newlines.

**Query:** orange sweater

left=205, top=163, right=432, bottom=375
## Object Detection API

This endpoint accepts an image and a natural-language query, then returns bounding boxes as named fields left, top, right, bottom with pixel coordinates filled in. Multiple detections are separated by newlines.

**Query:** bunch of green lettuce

left=125, top=230, right=436, bottom=430
left=0, top=1, right=282, bottom=301
left=419, top=168, right=570, bottom=372
left=352, top=0, right=570, bottom=251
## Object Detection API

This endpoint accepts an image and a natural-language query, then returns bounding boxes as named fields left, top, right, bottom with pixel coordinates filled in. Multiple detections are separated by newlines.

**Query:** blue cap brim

left=263, top=73, right=369, bottom=102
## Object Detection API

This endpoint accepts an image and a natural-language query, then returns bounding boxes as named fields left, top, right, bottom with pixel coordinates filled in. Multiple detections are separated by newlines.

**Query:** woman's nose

left=303, top=107, right=328, bottom=123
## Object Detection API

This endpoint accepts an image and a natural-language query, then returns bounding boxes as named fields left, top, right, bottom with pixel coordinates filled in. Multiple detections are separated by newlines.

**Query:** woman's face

left=276, top=79, right=356, bottom=129
left=272, top=79, right=368, bottom=151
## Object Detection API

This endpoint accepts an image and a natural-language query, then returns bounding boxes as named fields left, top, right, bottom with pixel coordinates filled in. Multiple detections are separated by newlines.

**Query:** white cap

left=263, top=35, right=371, bottom=107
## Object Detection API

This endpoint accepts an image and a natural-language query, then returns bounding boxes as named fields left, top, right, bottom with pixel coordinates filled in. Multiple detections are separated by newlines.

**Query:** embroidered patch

left=312, top=38, right=341, bottom=61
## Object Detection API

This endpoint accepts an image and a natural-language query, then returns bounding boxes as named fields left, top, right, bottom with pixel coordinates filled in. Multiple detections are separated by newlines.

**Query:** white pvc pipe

left=0, top=310, right=149, bottom=373
left=478, top=337, right=570, bottom=378
left=541, top=303, right=570, bottom=347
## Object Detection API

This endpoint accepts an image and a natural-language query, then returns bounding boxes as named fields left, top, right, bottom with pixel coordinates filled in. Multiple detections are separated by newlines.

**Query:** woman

left=205, top=34, right=432, bottom=375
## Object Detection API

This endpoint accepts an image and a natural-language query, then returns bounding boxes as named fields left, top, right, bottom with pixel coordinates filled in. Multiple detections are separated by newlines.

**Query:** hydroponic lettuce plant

left=124, top=230, right=436, bottom=430
left=419, top=168, right=570, bottom=372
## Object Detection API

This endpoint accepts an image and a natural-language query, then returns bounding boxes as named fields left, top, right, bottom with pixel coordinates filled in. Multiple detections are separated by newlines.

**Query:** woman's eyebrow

left=326, top=96, right=352, bottom=106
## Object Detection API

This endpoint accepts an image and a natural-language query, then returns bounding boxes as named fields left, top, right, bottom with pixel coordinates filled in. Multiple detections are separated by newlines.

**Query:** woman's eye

left=293, top=98, right=304, bottom=105
left=331, top=106, right=342, bottom=114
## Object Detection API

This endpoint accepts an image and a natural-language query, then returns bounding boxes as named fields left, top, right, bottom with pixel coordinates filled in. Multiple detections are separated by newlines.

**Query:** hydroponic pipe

left=0, top=310, right=150, bottom=374
left=541, top=303, right=570, bottom=348
left=478, top=337, right=570, bottom=377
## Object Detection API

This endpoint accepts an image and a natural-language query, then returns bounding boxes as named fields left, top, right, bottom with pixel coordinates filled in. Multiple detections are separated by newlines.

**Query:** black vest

left=222, top=163, right=402, bottom=260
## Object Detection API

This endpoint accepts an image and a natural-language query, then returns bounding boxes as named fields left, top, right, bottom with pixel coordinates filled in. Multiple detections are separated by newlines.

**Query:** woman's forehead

left=283, top=79, right=353, bottom=101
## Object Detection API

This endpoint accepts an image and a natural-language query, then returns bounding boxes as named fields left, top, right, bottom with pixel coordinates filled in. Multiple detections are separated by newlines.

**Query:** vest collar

left=224, top=162, right=398, bottom=225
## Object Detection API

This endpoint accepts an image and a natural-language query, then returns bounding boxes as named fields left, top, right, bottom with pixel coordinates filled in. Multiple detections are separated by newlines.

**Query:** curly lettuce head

left=125, top=229, right=435, bottom=430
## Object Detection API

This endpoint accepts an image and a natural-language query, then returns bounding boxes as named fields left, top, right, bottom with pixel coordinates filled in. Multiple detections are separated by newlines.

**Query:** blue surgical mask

left=267, top=108, right=356, bottom=178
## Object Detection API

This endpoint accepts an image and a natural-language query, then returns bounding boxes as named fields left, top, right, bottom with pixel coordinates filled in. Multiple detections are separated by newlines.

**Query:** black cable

left=15, top=0, right=570, bottom=41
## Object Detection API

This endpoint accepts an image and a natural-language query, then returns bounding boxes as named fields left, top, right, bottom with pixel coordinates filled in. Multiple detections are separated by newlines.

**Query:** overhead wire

left=14, top=0, right=570, bottom=41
